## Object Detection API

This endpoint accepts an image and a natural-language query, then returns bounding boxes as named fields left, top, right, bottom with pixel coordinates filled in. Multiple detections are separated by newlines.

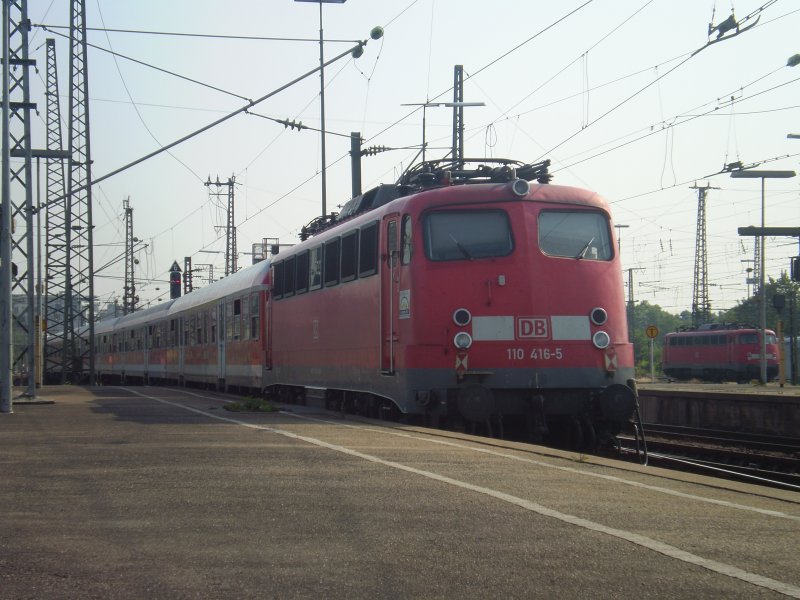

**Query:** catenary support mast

left=66, top=0, right=95, bottom=382
left=44, top=37, right=70, bottom=383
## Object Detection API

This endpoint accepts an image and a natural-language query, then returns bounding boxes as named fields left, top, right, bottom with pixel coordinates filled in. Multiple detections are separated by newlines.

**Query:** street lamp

left=730, top=168, right=796, bottom=383
left=295, top=0, right=347, bottom=220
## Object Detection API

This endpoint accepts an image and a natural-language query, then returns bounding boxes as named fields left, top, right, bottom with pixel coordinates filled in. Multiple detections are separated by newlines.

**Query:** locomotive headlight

left=592, top=331, right=611, bottom=349
left=454, top=332, right=473, bottom=349
left=590, top=307, right=608, bottom=325
left=453, top=308, right=472, bottom=326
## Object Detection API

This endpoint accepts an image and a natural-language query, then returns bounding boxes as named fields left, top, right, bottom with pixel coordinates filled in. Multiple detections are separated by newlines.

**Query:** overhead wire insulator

left=278, top=118, right=306, bottom=131
left=362, top=145, right=389, bottom=156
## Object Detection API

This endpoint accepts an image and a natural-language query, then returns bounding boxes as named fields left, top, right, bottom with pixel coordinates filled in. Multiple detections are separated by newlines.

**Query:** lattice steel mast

left=690, top=183, right=717, bottom=327
left=66, top=0, right=95, bottom=381
left=183, top=256, right=193, bottom=294
left=122, top=197, right=136, bottom=314
left=44, top=37, right=70, bottom=383
left=451, top=65, right=464, bottom=169
left=205, top=175, right=237, bottom=276
left=752, top=238, right=761, bottom=297
left=1, top=0, right=36, bottom=407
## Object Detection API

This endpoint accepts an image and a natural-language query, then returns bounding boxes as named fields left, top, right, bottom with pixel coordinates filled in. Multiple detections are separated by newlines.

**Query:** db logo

left=517, top=317, right=549, bottom=339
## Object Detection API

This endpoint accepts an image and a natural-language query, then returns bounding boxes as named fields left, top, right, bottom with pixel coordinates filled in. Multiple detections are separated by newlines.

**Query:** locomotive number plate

left=506, top=347, right=563, bottom=360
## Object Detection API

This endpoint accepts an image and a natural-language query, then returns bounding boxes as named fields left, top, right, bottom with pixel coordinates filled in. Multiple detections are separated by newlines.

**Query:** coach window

left=425, top=210, right=513, bottom=261
left=324, top=238, right=341, bottom=286
left=284, top=256, right=296, bottom=298
left=226, top=302, right=234, bottom=341
left=272, top=261, right=285, bottom=299
left=309, top=246, right=323, bottom=290
left=401, top=215, right=413, bottom=264
left=538, top=211, right=612, bottom=260
left=250, top=293, right=260, bottom=340
left=242, top=296, right=250, bottom=341
left=209, top=309, right=216, bottom=344
left=341, top=230, right=359, bottom=282
left=185, top=314, right=193, bottom=346
left=233, top=299, right=242, bottom=341
left=296, top=251, right=309, bottom=294
left=359, top=222, right=379, bottom=277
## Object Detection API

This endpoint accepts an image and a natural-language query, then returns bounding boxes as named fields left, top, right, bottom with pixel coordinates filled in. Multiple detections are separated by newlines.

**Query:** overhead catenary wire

left=34, top=23, right=360, bottom=44
left=41, top=38, right=370, bottom=211
left=37, top=25, right=253, bottom=103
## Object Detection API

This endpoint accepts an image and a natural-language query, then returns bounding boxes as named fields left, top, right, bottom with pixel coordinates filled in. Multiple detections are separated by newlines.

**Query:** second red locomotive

left=662, top=324, right=779, bottom=382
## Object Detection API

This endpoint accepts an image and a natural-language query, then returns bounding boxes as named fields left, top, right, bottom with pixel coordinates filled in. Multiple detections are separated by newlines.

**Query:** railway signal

left=169, top=261, right=182, bottom=299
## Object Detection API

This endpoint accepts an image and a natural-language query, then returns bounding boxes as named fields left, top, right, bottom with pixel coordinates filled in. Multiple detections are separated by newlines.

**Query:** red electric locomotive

left=661, top=323, right=779, bottom=382
left=94, top=158, right=637, bottom=448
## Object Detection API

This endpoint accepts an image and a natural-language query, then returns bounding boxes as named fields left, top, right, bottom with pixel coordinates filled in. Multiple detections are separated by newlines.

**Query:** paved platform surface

left=1, top=386, right=799, bottom=599
left=638, top=381, right=800, bottom=397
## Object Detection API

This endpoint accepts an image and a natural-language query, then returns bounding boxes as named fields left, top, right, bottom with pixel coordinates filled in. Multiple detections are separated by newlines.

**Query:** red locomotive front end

left=391, top=177, right=635, bottom=446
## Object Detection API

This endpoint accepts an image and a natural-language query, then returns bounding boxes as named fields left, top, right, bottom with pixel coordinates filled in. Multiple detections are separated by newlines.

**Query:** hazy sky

left=25, top=0, right=800, bottom=316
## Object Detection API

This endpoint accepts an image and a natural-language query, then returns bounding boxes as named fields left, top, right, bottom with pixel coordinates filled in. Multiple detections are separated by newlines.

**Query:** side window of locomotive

left=295, top=251, right=309, bottom=294
left=340, top=230, right=359, bottom=282
left=739, top=333, right=757, bottom=344
left=359, top=222, right=378, bottom=277
left=284, top=256, right=296, bottom=298
left=324, top=238, right=340, bottom=287
left=309, top=246, right=323, bottom=291
left=401, top=214, right=413, bottom=264
left=272, top=261, right=284, bottom=299
left=424, top=210, right=513, bottom=261
left=538, top=211, right=612, bottom=260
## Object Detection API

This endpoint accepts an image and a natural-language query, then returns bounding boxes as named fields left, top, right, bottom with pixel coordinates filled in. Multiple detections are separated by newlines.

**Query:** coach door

left=381, top=216, right=400, bottom=373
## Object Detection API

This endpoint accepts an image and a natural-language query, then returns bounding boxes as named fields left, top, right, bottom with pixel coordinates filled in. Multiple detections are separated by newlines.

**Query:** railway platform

left=1, top=386, right=799, bottom=599
left=637, top=382, right=800, bottom=437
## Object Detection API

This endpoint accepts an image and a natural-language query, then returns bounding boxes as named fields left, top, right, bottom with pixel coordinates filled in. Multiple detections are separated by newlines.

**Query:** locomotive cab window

left=538, top=211, right=612, bottom=260
left=424, top=209, right=513, bottom=261
left=401, top=214, right=413, bottom=264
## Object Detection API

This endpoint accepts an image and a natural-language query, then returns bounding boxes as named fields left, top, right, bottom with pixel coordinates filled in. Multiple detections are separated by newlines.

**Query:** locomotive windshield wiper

left=449, top=234, right=473, bottom=260
left=576, top=237, right=595, bottom=259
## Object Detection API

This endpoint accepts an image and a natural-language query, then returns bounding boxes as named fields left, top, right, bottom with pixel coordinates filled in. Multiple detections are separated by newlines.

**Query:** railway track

left=617, top=423, right=800, bottom=491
